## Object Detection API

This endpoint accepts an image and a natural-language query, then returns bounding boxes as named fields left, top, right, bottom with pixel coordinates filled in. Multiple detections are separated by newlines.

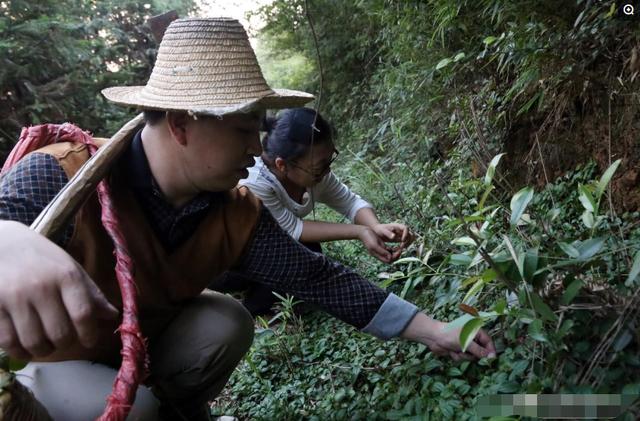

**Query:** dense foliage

left=218, top=1, right=640, bottom=419
left=0, top=0, right=197, bottom=163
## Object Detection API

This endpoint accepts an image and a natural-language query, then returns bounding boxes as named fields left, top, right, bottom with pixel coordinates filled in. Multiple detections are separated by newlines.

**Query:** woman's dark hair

left=262, top=108, right=335, bottom=164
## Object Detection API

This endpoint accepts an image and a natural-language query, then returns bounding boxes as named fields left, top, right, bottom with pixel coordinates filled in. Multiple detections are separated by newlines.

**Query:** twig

left=535, top=134, right=556, bottom=210
left=577, top=286, right=640, bottom=384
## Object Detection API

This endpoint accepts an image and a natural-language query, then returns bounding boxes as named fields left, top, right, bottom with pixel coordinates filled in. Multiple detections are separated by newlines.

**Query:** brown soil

left=502, top=91, right=640, bottom=211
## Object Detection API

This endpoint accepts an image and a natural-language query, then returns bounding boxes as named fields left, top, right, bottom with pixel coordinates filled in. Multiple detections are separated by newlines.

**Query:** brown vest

left=34, top=140, right=261, bottom=363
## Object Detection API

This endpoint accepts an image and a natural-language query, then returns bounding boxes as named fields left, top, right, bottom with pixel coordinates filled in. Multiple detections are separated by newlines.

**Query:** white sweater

left=239, top=157, right=372, bottom=239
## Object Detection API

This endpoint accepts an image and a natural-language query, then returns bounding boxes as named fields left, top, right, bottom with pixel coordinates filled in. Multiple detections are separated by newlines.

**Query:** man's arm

left=235, top=208, right=496, bottom=358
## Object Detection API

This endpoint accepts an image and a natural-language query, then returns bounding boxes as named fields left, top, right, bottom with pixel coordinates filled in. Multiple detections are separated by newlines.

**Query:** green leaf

left=450, top=253, right=473, bottom=266
left=503, top=235, right=524, bottom=279
left=581, top=210, right=595, bottom=228
left=575, top=237, right=606, bottom=261
left=463, top=278, right=486, bottom=304
left=557, top=319, right=574, bottom=337
left=528, top=319, right=548, bottom=342
left=494, top=299, right=507, bottom=314
left=436, top=57, right=452, bottom=70
left=444, top=314, right=475, bottom=332
left=460, top=318, right=484, bottom=352
left=484, top=153, right=506, bottom=186
left=522, top=247, right=539, bottom=283
left=461, top=275, right=482, bottom=288
left=622, top=383, right=640, bottom=395
left=595, top=159, right=621, bottom=200
left=578, top=184, right=596, bottom=212
left=421, top=248, right=433, bottom=265
left=483, top=35, right=498, bottom=45
left=451, top=236, right=476, bottom=247
left=393, top=257, right=422, bottom=265
left=453, top=52, right=466, bottom=62
left=482, top=268, right=498, bottom=282
left=558, top=242, right=580, bottom=259
left=625, top=250, right=640, bottom=287
left=530, top=293, right=558, bottom=322
left=478, top=185, right=493, bottom=211
left=560, top=278, right=583, bottom=305
left=510, top=187, right=534, bottom=226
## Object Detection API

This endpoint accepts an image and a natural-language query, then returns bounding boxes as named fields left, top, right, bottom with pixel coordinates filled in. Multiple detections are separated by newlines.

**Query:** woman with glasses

left=219, top=108, right=413, bottom=315
left=242, top=107, right=413, bottom=260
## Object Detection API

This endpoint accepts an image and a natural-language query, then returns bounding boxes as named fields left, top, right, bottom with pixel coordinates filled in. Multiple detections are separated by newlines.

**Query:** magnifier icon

left=623, top=4, right=634, bottom=15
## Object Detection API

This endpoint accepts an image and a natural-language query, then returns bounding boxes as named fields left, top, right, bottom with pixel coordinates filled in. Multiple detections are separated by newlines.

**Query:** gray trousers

left=17, top=291, right=254, bottom=421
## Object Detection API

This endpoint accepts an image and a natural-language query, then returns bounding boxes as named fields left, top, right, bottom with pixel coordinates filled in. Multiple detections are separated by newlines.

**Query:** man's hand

left=400, top=312, right=496, bottom=361
left=0, top=221, right=119, bottom=360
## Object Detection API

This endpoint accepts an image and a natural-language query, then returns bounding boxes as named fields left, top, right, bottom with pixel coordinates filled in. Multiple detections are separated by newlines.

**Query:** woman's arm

left=300, top=220, right=394, bottom=262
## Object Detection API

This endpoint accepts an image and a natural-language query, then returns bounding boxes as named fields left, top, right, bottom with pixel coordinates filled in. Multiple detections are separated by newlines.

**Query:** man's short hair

left=143, top=110, right=166, bottom=126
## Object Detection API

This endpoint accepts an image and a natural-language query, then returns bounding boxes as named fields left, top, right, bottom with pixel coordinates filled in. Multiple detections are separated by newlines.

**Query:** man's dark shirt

left=0, top=132, right=389, bottom=329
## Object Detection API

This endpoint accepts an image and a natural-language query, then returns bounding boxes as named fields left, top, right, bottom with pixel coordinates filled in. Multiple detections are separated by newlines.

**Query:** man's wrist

left=399, top=312, right=444, bottom=343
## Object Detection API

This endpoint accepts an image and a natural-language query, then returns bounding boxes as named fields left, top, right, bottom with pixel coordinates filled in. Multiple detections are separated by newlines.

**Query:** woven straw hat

left=102, top=17, right=314, bottom=116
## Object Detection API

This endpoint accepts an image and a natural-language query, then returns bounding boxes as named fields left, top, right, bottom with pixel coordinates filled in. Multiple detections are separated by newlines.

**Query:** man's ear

left=274, top=157, right=288, bottom=174
left=166, top=112, right=190, bottom=146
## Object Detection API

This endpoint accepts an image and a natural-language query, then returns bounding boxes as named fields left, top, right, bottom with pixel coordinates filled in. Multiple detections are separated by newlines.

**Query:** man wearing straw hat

left=0, top=17, right=495, bottom=420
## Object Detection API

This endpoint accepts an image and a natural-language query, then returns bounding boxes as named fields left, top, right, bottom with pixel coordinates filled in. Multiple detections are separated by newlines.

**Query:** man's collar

left=126, top=129, right=155, bottom=190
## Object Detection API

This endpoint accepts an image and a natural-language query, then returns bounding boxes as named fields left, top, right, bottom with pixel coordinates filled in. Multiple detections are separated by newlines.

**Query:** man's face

left=180, top=112, right=263, bottom=192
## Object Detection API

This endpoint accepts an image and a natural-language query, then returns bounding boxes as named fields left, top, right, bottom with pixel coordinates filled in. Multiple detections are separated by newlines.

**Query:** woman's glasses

left=288, top=149, right=339, bottom=179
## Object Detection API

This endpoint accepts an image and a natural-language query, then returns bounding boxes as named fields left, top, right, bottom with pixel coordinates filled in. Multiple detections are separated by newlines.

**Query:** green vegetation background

left=1, top=1, right=639, bottom=420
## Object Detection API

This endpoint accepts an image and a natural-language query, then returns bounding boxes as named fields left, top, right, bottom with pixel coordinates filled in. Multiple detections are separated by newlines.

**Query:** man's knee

left=192, top=291, right=255, bottom=355
left=150, top=291, right=254, bottom=403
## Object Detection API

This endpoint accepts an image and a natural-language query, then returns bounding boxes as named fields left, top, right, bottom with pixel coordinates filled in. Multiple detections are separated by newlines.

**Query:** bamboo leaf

left=393, top=257, right=422, bottom=265
left=483, top=35, right=498, bottom=45
left=463, top=278, right=486, bottom=304
left=422, top=248, right=433, bottom=265
left=578, top=184, right=596, bottom=212
left=510, top=187, right=534, bottom=226
left=595, top=159, right=621, bottom=200
left=484, top=153, right=506, bottom=186
left=503, top=235, right=524, bottom=279
left=436, top=57, right=452, bottom=70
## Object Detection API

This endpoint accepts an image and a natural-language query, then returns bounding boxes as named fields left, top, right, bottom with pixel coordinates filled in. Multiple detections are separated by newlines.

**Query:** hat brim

left=101, top=86, right=314, bottom=116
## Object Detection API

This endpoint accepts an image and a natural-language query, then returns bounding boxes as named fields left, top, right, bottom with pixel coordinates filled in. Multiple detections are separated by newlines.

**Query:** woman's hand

left=358, top=227, right=393, bottom=263
left=371, top=223, right=414, bottom=261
